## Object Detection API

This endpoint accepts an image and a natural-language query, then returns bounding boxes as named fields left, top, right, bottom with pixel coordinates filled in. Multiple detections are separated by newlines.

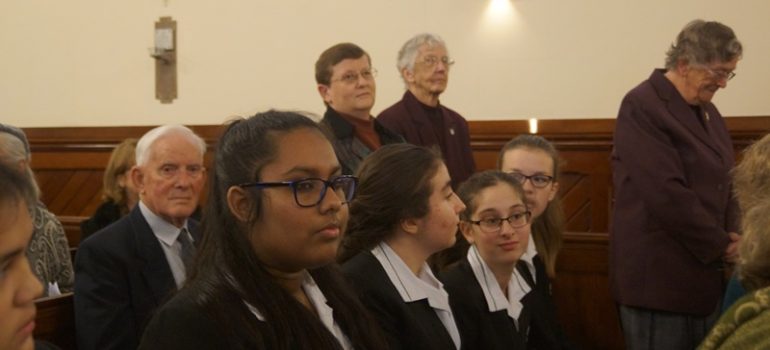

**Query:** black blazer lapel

left=129, top=208, right=176, bottom=305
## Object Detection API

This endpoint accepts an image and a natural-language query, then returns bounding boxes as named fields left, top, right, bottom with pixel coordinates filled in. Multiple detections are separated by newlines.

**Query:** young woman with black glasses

left=139, top=110, right=386, bottom=350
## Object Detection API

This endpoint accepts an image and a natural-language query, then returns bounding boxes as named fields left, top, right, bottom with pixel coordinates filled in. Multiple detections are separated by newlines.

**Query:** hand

left=723, top=232, right=741, bottom=264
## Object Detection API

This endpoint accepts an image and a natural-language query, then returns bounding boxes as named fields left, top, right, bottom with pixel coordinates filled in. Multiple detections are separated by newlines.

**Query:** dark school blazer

left=517, top=257, right=575, bottom=350
left=440, top=258, right=526, bottom=350
left=342, top=250, right=457, bottom=350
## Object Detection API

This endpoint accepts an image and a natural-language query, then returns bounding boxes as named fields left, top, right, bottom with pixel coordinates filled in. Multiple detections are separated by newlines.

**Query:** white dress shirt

left=372, top=242, right=461, bottom=350
left=466, top=245, right=530, bottom=327
left=139, top=201, right=193, bottom=288
left=245, top=272, right=353, bottom=350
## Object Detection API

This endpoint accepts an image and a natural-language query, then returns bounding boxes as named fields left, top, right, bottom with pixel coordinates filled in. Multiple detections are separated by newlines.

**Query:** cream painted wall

left=1, top=0, right=769, bottom=127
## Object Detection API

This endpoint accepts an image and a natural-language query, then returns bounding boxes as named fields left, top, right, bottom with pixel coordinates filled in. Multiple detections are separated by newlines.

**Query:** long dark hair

left=187, top=110, right=386, bottom=350
left=338, top=143, right=442, bottom=263
left=497, top=134, right=565, bottom=278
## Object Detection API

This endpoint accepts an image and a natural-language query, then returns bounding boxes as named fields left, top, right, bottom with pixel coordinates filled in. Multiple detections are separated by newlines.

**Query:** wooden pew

left=34, top=292, right=76, bottom=350
left=23, top=117, right=769, bottom=349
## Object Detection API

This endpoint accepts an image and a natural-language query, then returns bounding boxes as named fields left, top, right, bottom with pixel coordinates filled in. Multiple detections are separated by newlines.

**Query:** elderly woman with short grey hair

left=610, top=20, right=743, bottom=349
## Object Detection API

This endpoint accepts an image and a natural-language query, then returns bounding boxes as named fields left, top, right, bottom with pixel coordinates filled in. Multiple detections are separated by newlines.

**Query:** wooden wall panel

left=21, top=117, right=768, bottom=350
left=554, top=233, right=621, bottom=349
left=34, top=293, right=76, bottom=350
left=26, top=125, right=223, bottom=219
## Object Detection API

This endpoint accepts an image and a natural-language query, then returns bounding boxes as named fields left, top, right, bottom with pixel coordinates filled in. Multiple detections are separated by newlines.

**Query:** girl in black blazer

left=498, top=135, right=574, bottom=349
left=138, top=111, right=387, bottom=350
left=441, top=171, right=530, bottom=350
left=339, top=143, right=466, bottom=350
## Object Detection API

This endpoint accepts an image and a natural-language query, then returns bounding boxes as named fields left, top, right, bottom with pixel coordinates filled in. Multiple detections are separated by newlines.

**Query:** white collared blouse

left=371, top=242, right=461, bottom=350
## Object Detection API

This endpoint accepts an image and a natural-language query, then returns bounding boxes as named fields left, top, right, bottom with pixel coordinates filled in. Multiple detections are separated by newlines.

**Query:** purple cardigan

left=377, top=91, right=475, bottom=188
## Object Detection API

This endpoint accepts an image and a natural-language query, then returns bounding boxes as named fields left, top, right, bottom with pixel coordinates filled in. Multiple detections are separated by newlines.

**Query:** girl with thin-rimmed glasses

left=498, top=134, right=573, bottom=349
left=440, top=170, right=530, bottom=350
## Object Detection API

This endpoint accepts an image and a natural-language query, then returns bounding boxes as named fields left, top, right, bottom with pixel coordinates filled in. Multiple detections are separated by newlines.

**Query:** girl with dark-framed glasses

left=139, top=110, right=386, bottom=350
left=498, top=134, right=573, bottom=349
left=440, top=170, right=531, bottom=350
left=338, top=143, right=466, bottom=350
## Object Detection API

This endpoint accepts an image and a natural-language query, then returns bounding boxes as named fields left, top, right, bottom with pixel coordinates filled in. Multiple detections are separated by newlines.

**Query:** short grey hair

left=397, top=33, right=448, bottom=84
left=135, top=124, right=206, bottom=166
left=665, top=19, right=743, bottom=70
left=0, top=126, right=41, bottom=199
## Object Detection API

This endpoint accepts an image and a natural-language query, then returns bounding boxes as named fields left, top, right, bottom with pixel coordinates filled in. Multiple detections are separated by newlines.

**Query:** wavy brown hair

left=102, top=138, right=137, bottom=213
left=732, top=134, right=770, bottom=212
left=737, top=201, right=770, bottom=291
left=733, top=134, right=770, bottom=291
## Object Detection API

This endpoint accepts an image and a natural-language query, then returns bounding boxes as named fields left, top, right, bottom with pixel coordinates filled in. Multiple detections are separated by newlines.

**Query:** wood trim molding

left=468, top=116, right=768, bottom=150
left=23, top=125, right=225, bottom=152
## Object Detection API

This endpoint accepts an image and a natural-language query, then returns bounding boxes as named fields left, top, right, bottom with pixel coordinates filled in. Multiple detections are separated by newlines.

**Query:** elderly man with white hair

left=377, top=33, right=475, bottom=189
left=74, top=125, right=206, bottom=350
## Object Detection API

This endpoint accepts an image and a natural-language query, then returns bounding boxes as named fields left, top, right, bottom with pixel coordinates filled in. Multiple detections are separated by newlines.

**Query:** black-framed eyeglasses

left=509, top=172, right=554, bottom=188
left=467, top=211, right=532, bottom=234
left=239, top=175, right=358, bottom=208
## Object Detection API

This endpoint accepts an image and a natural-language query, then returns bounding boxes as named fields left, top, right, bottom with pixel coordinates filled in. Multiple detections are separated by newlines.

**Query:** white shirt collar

left=139, top=201, right=189, bottom=246
left=244, top=272, right=353, bottom=350
left=371, top=242, right=451, bottom=311
left=518, top=238, right=537, bottom=283
left=467, top=245, right=529, bottom=322
left=372, top=242, right=460, bottom=349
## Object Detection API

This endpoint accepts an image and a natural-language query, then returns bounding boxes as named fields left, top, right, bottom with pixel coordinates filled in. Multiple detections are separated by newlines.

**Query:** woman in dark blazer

left=339, top=143, right=466, bottom=350
left=441, top=171, right=529, bottom=350
left=138, top=111, right=387, bottom=350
